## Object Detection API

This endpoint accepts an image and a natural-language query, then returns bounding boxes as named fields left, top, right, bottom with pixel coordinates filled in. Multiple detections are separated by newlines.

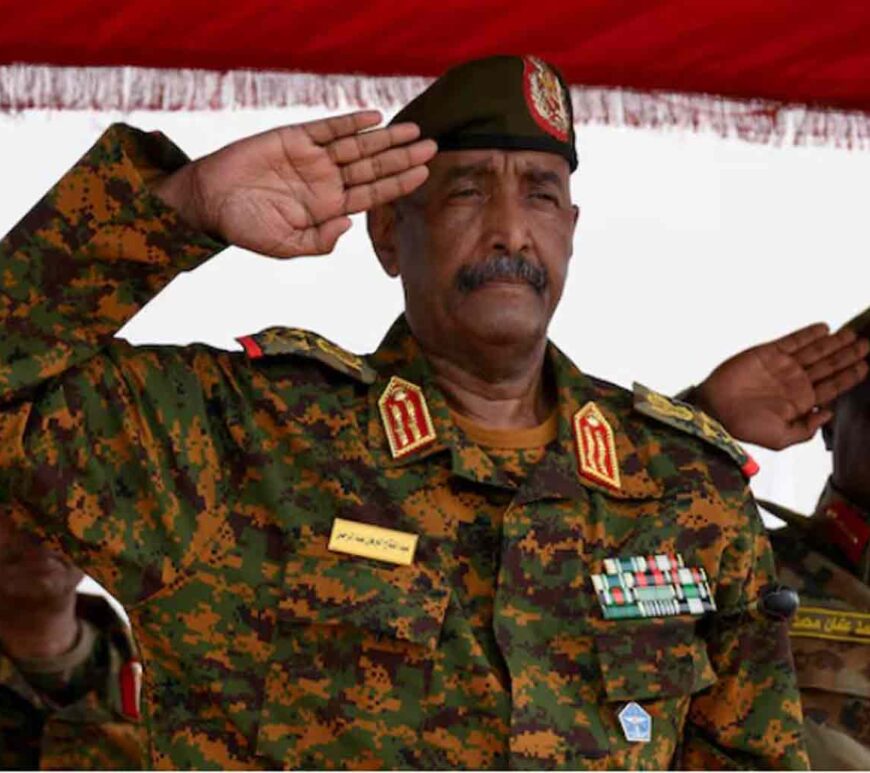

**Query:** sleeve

left=0, top=124, right=246, bottom=606
left=679, top=490, right=809, bottom=769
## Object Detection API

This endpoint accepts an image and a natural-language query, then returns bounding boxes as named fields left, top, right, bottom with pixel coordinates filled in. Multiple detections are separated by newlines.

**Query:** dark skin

left=694, top=323, right=869, bottom=450
left=155, top=113, right=577, bottom=431
left=368, top=149, right=578, bottom=428
left=154, top=111, right=437, bottom=257
left=155, top=111, right=864, bottom=437
left=0, top=517, right=83, bottom=660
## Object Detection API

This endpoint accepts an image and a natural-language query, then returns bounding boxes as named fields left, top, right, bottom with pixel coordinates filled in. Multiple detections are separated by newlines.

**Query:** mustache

left=454, top=253, right=548, bottom=295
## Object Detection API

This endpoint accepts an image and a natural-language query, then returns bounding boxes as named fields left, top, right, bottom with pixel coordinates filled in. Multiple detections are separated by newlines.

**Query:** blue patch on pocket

left=618, top=701, right=652, bottom=743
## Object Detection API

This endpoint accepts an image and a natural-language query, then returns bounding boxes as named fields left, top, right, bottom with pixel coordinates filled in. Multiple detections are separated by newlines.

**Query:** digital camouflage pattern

left=0, top=124, right=808, bottom=769
left=762, top=486, right=870, bottom=770
left=634, top=383, right=759, bottom=478
left=0, top=593, right=144, bottom=770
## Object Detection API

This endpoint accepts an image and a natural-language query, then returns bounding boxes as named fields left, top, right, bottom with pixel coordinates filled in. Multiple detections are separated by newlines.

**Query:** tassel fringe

left=2, top=63, right=869, bottom=149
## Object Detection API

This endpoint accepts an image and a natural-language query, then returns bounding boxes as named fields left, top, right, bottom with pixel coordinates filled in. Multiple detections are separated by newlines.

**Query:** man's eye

left=450, top=188, right=481, bottom=198
left=531, top=191, right=558, bottom=203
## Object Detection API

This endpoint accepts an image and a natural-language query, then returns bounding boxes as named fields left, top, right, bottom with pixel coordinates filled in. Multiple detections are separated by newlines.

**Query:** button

left=758, top=584, right=799, bottom=621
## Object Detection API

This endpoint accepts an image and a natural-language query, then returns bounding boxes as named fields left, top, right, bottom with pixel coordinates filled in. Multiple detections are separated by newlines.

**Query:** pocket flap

left=595, top=620, right=717, bottom=702
left=278, top=554, right=450, bottom=651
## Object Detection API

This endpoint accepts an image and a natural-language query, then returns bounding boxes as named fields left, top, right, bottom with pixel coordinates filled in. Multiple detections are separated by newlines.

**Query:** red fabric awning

left=4, top=0, right=870, bottom=109
left=2, top=1, right=870, bottom=147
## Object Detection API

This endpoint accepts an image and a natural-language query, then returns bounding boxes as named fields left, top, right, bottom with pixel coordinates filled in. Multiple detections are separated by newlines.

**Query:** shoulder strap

left=633, top=382, right=759, bottom=479
left=237, top=327, right=376, bottom=384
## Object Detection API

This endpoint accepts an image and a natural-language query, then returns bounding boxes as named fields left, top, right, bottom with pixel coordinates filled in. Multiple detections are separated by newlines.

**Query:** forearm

left=0, top=124, right=233, bottom=599
left=0, top=123, right=224, bottom=404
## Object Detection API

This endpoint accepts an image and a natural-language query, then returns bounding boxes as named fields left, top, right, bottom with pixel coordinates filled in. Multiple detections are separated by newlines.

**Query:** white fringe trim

left=2, top=63, right=870, bottom=149
left=574, top=88, right=870, bottom=149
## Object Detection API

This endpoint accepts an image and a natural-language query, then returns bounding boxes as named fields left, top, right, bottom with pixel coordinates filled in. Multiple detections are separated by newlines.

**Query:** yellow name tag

left=328, top=518, right=418, bottom=566
left=790, top=606, right=870, bottom=645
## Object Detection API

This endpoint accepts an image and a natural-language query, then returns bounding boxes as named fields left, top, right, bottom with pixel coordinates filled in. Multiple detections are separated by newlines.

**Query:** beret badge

left=523, top=55, right=571, bottom=142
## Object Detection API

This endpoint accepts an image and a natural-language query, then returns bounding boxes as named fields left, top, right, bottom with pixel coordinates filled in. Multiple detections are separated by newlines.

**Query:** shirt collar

left=365, top=316, right=512, bottom=488
left=366, top=316, right=662, bottom=501
left=0, top=648, right=43, bottom=706
left=517, top=340, right=662, bottom=503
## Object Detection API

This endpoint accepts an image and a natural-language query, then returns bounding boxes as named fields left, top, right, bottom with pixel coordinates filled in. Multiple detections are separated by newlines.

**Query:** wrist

left=691, top=381, right=722, bottom=422
left=151, top=164, right=209, bottom=234
left=676, top=383, right=716, bottom=418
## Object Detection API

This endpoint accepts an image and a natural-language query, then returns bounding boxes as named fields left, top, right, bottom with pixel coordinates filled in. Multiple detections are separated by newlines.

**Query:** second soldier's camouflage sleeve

left=0, top=125, right=251, bottom=605
left=680, top=491, right=809, bottom=769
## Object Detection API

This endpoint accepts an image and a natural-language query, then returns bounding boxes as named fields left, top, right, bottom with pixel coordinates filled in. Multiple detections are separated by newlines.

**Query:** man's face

left=0, top=516, right=83, bottom=606
left=830, top=375, right=870, bottom=507
left=371, top=149, right=578, bottom=357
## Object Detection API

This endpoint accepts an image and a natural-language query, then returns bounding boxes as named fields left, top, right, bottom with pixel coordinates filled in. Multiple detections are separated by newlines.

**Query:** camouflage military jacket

left=0, top=593, right=144, bottom=769
left=763, top=484, right=870, bottom=770
left=0, top=125, right=807, bottom=769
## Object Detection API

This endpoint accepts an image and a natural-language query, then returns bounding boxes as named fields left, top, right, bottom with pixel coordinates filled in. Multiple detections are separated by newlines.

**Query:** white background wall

left=0, top=106, right=867, bottom=607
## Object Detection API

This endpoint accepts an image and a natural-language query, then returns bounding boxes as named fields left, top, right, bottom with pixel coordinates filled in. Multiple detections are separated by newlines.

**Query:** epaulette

left=237, top=327, right=376, bottom=384
left=633, top=382, right=759, bottom=479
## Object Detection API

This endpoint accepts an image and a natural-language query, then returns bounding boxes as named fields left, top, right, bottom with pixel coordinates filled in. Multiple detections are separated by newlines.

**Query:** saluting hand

left=693, top=323, right=869, bottom=450
left=153, top=111, right=436, bottom=258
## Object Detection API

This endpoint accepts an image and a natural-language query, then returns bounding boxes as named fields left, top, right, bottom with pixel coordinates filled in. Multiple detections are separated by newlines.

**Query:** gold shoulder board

left=633, top=382, right=758, bottom=479
left=237, top=327, right=376, bottom=384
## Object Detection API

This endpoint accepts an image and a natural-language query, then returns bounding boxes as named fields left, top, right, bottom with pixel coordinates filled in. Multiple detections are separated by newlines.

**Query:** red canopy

left=2, top=0, right=870, bottom=146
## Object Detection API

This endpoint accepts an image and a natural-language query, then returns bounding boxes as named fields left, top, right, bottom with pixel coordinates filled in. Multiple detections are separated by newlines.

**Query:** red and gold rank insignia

left=378, top=376, right=437, bottom=459
left=573, top=401, right=621, bottom=490
left=523, top=55, right=571, bottom=142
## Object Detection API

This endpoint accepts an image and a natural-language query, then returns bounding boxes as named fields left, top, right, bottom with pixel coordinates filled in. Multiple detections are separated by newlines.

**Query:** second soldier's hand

left=153, top=111, right=437, bottom=258
left=693, top=323, right=869, bottom=450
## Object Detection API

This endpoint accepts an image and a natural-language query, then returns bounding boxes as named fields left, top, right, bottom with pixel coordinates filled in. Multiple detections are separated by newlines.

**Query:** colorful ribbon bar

left=592, top=553, right=716, bottom=620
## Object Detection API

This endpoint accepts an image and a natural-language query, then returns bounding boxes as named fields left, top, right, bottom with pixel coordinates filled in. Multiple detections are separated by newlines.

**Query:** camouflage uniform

left=0, top=593, right=144, bottom=769
left=0, top=125, right=808, bottom=769
left=760, top=485, right=870, bottom=770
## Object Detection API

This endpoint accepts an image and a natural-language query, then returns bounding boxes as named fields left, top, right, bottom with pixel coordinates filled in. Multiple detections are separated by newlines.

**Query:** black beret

left=391, top=55, right=577, bottom=172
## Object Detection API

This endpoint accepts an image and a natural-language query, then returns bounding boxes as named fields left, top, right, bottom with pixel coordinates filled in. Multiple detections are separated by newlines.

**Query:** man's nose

left=485, top=191, right=531, bottom=255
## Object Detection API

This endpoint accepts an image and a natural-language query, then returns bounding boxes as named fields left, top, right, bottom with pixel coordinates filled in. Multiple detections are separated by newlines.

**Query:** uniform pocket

left=790, top=633, right=870, bottom=700
left=592, top=619, right=718, bottom=766
left=255, top=555, right=450, bottom=768
left=595, top=619, right=717, bottom=702
left=276, top=554, right=450, bottom=649
left=790, top=631, right=870, bottom=755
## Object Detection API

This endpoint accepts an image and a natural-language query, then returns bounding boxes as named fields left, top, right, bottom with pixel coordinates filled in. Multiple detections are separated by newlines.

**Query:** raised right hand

left=693, top=323, right=869, bottom=450
left=153, top=111, right=436, bottom=258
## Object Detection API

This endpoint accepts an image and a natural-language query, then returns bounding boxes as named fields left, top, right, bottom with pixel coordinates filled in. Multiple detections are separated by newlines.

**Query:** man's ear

left=567, top=204, right=580, bottom=258
left=367, top=204, right=400, bottom=277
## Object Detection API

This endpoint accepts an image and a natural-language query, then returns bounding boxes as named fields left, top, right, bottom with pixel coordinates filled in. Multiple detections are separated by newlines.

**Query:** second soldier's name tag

left=328, top=518, right=418, bottom=566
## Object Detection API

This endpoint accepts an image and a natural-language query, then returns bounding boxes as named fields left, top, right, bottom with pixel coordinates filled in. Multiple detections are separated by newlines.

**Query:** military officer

left=685, top=314, right=870, bottom=769
left=0, top=514, right=144, bottom=769
left=0, top=55, right=810, bottom=768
